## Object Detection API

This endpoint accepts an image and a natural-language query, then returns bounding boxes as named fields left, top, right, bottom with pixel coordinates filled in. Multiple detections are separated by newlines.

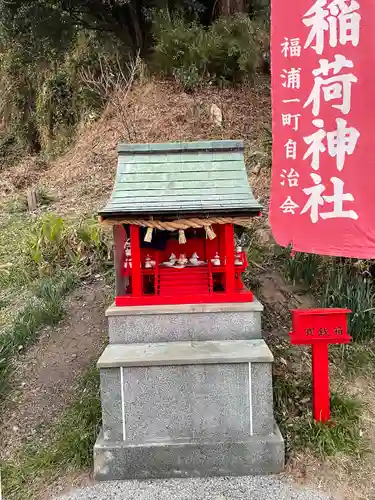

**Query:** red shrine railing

left=115, top=223, right=254, bottom=307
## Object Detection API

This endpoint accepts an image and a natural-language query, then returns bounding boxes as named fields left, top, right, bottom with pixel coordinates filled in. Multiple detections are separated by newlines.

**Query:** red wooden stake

left=224, top=224, right=235, bottom=293
left=130, top=224, right=142, bottom=297
left=289, top=308, right=351, bottom=423
left=312, top=342, right=330, bottom=422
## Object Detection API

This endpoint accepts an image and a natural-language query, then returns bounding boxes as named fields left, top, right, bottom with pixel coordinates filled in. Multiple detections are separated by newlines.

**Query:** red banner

left=270, top=0, right=375, bottom=258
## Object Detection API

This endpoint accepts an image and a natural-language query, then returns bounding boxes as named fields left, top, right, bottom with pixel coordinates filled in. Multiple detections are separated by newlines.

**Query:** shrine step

left=95, top=338, right=284, bottom=479
left=94, top=427, right=285, bottom=480
left=97, top=339, right=275, bottom=442
left=158, top=268, right=210, bottom=296
left=106, top=300, right=263, bottom=344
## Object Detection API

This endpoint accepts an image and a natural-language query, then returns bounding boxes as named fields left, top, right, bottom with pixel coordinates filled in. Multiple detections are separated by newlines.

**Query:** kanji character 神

left=303, top=118, right=360, bottom=171
left=285, top=139, right=297, bottom=159
left=327, top=117, right=360, bottom=171
left=281, top=37, right=302, bottom=58
left=301, top=173, right=358, bottom=223
left=304, top=54, right=357, bottom=116
left=280, top=196, right=299, bottom=214
left=303, top=119, right=326, bottom=171
left=303, top=0, right=361, bottom=55
left=280, top=168, right=300, bottom=187
left=281, top=68, right=301, bottom=89
left=282, top=113, right=301, bottom=131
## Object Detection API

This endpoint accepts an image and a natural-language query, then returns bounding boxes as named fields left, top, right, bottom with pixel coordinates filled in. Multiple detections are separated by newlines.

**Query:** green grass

left=1, top=365, right=101, bottom=500
left=0, top=273, right=78, bottom=398
left=275, top=248, right=375, bottom=342
left=271, top=337, right=366, bottom=459
left=321, top=264, right=375, bottom=341
left=330, top=341, right=375, bottom=378
left=0, top=208, right=111, bottom=402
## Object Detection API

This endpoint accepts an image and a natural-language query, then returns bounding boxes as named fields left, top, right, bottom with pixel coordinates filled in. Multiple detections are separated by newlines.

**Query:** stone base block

left=93, top=425, right=285, bottom=481
left=106, top=301, right=263, bottom=343
left=98, top=340, right=275, bottom=442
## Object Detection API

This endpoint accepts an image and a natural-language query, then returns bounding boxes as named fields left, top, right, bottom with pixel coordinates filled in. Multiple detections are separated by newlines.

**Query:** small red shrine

left=99, top=140, right=262, bottom=307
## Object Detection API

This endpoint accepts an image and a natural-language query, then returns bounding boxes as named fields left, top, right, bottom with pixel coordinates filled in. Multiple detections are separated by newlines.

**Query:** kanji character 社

left=285, top=139, right=297, bottom=159
left=304, top=54, right=357, bottom=116
left=301, top=174, right=358, bottom=223
left=280, top=196, right=299, bottom=214
left=282, top=113, right=301, bottom=131
left=327, top=117, right=360, bottom=171
left=320, top=176, right=358, bottom=220
left=303, top=118, right=360, bottom=171
left=281, top=37, right=302, bottom=58
left=300, top=173, right=326, bottom=223
left=281, top=68, right=301, bottom=89
left=303, top=0, right=361, bottom=55
left=280, top=168, right=300, bottom=187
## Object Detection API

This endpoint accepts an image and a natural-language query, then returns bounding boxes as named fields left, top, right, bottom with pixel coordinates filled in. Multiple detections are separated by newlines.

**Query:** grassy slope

left=1, top=78, right=374, bottom=499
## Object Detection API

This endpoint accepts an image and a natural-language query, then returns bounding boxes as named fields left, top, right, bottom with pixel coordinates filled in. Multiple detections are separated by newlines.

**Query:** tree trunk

left=217, top=0, right=246, bottom=16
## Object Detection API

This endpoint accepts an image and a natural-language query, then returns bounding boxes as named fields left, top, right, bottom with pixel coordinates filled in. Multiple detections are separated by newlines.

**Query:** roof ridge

left=117, top=140, right=244, bottom=154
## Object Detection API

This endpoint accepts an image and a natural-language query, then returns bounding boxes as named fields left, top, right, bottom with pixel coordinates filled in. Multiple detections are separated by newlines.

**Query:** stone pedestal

left=94, top=301, right=284, bottom=480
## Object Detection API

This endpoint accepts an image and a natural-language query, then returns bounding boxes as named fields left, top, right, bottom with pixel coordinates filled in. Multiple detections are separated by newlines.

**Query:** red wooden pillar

left=130, top=225, right=142, bottom=297
left=224, top=223, right=235, bottom=293
left=312, top=343, right=330, bottom=422
left=113, top=225, right=126, bottom=297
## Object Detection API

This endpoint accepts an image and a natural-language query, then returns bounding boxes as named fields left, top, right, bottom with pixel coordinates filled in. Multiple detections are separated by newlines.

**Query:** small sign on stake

left=289, top=308, right=351, bottom=422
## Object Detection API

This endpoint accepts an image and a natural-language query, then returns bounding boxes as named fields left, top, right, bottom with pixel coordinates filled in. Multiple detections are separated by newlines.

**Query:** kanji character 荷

left=304, top=54, right=357, bottom=116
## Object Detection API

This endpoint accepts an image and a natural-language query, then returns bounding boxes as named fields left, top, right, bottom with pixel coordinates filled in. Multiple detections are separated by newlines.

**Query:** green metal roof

left=99, top=140, right=262, bottom=218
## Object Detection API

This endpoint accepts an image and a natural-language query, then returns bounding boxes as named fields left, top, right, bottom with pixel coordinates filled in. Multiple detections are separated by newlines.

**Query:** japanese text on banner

left=279, top=0, right=361, bottom=224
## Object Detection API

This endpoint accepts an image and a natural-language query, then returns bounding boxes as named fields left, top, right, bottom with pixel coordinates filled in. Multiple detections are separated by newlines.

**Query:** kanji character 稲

left=280, top=196, right=299, bottom=214
left=303, top=0, right=361, bottom=55
left=327, top=0, right=361, bottom=48
left=281, top=68, right=301, bottom=89
left=327, top=117, right=360, bottom=171
left=320, top=176, right=358, bottom=220
left=303, top=119, right=326, bottom=171
left=281, top=37, right=302, bottom=57
left=300, top=173, right=326, bottom=223
left=285, top=139, right=297, bottom=159
left=282, top=113, right=301, bottom=131
left=280, top=168, right=300, bottom=187
left=304, top=55, right=357, bottom=116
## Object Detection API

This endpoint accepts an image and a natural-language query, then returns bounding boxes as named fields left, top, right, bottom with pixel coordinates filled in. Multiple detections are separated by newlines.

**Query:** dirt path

left=0, top=280, right=110, bottom=460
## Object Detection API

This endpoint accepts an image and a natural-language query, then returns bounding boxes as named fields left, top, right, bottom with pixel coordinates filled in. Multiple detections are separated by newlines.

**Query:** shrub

left=152, top=11, right=268, bottom=91
left=280, top=250, right=375, bottom=342
left=321, top=262, right=375, bottom=341
left=21, top=213, right=111, bottom=278
left=36, top=71, right=78, bottom=151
